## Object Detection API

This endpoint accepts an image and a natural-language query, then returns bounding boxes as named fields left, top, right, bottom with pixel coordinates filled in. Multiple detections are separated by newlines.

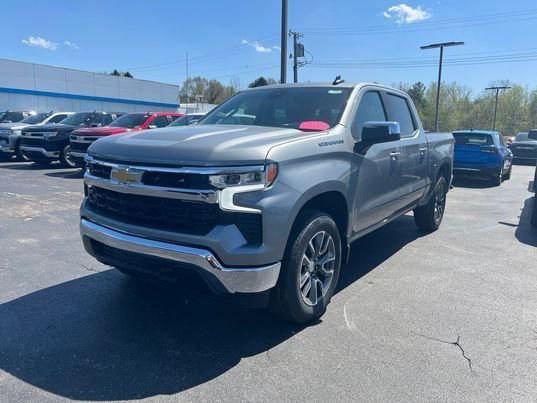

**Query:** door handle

left=390, top=150, right=401, bottom=160
left=419, top=147, right=428, bottom=154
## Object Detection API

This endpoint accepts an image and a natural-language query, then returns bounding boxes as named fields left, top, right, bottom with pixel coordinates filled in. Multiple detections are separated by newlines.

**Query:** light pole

left=421, top=41, right=464, bottom=132
left=280, top=0, right=288, bottom=84
left=485, top=86, right=511, bottom=130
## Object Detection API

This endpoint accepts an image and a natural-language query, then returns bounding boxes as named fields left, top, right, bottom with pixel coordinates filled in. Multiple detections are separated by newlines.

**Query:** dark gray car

left=79, top=83, right=454, bottom=323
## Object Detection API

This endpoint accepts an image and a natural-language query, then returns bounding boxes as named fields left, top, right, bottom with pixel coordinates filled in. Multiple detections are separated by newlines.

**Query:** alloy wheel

left=299, top=231, right=336, bottom=306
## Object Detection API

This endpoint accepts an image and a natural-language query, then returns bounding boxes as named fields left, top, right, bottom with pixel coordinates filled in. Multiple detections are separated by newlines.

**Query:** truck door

left=350, top=90, right=404, bottom=234
left=383, top=93, right=429, bottom=209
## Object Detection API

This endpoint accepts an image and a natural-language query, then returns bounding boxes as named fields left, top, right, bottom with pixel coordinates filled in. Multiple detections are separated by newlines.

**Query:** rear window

left=515, top=132, right=530, bottom=141
left=453, top=132, right=493, bottom=145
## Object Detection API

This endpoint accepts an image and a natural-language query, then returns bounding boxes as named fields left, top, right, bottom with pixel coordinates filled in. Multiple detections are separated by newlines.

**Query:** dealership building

left=0, top=58, right=180, bottom=113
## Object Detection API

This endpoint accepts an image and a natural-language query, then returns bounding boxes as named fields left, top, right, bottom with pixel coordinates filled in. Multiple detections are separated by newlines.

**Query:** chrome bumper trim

left=20, top=146, right=60, bottom=158
left=453, top=167, right=481, bottom=172
left=69, top=151, right=87, bottom=158
left=84, top=173, right=219, bottom=203
left=80, top=219, right=280, bottom=294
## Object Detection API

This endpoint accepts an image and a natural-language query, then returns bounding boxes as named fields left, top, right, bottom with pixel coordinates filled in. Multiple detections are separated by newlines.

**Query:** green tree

left=248, top=76, right=277, bottom=88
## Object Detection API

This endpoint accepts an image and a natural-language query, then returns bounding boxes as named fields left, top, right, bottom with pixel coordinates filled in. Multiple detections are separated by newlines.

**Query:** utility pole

left=185, top=50, right=189, bottom=112
left=289, top=30, right=303, bottom=83
left=485, top=85, right=511, bottom=130
left=421, top=41, right=464, bottom=132
left=280, top=0, right=288, bottom=84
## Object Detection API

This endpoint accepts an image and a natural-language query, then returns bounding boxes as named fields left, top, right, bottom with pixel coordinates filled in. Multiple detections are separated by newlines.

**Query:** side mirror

left=529, top=130, right=537, bottom=140
left=148, top=124, right=157, bottom=129
left=361, top=121, right=401, bottom=144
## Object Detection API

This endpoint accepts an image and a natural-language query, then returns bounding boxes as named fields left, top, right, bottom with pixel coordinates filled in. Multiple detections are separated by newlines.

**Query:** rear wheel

left=414, top=176, right=448, bottom=231
left=502, top=165, right=512, bottom=181
left=491, top=169, right=503, bottom=186
left=270, top=210, right=342, bottom=324
left=15, top=140, right=29, bottom=161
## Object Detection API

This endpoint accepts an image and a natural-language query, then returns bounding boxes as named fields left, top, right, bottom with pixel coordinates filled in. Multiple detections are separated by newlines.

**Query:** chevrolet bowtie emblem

left=110, top=167, right=143, bottom=184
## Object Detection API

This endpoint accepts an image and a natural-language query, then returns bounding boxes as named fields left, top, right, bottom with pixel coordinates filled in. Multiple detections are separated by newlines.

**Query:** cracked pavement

left=0, top=161, right=536, bottom=401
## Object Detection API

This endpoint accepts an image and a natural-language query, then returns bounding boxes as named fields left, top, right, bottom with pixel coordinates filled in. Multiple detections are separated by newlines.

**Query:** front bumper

left=0, top=145, right=15, bottom=154
left=20, top=146, right=60, bottom=159
left=80, top=219, right=281, bottom=294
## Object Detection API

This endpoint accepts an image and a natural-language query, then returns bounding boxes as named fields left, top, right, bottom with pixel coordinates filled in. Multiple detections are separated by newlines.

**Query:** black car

left=20, top=111, right=122, bottom=167
left=509, top=130, right=537, bottom=163
left=0, top=110, right=35, bottom=123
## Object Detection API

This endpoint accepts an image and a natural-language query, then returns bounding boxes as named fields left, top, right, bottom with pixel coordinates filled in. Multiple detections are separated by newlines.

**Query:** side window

left=385, top=94, right=416, bottom=137
left=49, top=114, right=68, bottom=123
left=352, top=91, right=387, bottom=138
left=151, top=116, right=169, bottom=128
left=102, top=114, right=113, bottom=126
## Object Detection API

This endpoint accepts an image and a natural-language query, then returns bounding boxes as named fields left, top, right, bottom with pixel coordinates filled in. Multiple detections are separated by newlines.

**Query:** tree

left=179, top=76, right=237, bottom=104
left=407, top=82, right=427, bottom=114
left=248, top=76, right=277, bottom=88
left=110, top=69, right=134, bottom=78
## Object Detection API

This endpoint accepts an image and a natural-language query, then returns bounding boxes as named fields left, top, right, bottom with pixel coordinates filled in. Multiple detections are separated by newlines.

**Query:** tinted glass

left=1, top=112, right=25, bottom=123
left=385, top=94, right=416, bottom=137
left=169, top=115, right=202, bottom=126
left=200, top=87, right=352, bottom=129
left=151, top=116, right=170, bottom=128
left=48, top=114, right=70, bottom=124
left=352, top=91, right=386, bottom=138
left=20, top=113, right=49, bottom=124
left=515, top=132, right=530, bottom=141
left=61, top=112, right=95, bottom=126
left=453, top=132, right=493, bottom=145
left=109, top=113, right=149, bottom=128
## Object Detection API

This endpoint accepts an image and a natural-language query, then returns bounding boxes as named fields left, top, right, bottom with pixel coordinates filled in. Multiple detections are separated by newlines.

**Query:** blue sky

left=1, top=0, right=536, bottom=93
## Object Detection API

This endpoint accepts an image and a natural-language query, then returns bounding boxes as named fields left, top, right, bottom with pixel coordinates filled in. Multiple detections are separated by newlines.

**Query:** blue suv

left=453, top=130, right=513, bottom=186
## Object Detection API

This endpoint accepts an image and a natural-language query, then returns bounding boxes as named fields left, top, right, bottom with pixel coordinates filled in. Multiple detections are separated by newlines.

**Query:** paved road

left=0, top=161, right=536, bottom=402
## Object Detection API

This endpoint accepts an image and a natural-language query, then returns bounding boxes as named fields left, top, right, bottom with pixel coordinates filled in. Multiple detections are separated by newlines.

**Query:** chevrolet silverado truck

left=80, top=82, right=454, bottom=323
left=20, top=111, right=122, bottom=167
left=69, top=112, right=182, bottom=168
left=0, top=111, right=73, bottom=160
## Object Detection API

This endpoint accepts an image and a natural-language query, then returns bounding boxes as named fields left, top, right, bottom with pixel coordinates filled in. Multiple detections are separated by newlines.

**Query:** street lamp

left=421, top=41, right=464, bottom=132
left=485, top=86, right=511, bottom=130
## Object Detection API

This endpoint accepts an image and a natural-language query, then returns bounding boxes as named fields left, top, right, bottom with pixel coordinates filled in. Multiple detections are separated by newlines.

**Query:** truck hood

left=88, top=124, right=305, bottom=166
left=23, top=123, right=79, bottom=133
left=72, top=126, right=129, bottom=137
left=511, top=141, right=537, bottom=147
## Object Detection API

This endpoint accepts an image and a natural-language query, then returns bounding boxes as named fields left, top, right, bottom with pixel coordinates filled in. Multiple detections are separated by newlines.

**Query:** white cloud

left=242, top=39, right=280, bottom=53
left=21, top=36, right=58, bottom=50
left=63, top=40, right=80, bottom=50
left=383, top=4, right=431, bottom=24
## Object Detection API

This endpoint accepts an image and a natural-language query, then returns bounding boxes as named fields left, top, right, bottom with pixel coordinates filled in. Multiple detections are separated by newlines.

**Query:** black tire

left=491, top=168, right=503, bottom=186
left=414, top=176, right=448, bottom=232
left=270, top=210, right=342, bottom=324
left=60, top=144, right=76, bottom=168
left=532, top=197, right=537, bottom=228
left=14, top=140, right=29, bottom=162
left=503, top=165, right=512, bottom=181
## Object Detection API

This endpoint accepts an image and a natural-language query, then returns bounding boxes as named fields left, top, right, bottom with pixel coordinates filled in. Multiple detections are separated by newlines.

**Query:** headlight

left=209, top=163, right=278, bottom=189
left=43, top=132, right=57, bottom=139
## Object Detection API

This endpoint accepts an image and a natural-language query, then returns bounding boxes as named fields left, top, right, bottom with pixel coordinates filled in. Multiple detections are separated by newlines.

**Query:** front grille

left=512, top=147, right=537, bottom=158
left=70, top=141, right=90, bottom=152
left=86, top=161, right=213, bottom=190
left=86, top=186, right=262, bottom=244
left=21, top=137, right=47, bottom=148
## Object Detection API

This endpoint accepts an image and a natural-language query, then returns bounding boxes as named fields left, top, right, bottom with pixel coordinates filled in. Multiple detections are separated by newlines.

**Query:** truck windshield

left=20, top=113, right=50, bottom=124
left=109, top=113, right=149, bottom=128
left=515, top=132, right=532, bottom=141
left=0, top=111, right=25, bottom=123
left=60, top=112, right=95, bottom=126
left=453, top=132, right=493, bottom=145
left=199, top=87, right=352, bottom=129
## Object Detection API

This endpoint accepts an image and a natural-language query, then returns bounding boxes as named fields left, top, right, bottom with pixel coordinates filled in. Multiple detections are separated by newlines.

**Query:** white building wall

left=0, top=59, right=180, bottom=113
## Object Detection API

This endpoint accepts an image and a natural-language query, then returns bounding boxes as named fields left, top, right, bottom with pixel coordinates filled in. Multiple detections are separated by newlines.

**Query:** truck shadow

left=0, top=215, right=421, bottom=400
left=499, top=197, right=537, bottom=247
left=451, top=176, right=495, bottom=189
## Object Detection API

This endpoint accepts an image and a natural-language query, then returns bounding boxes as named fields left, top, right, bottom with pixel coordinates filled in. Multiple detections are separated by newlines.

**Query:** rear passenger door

left=383, top=93, right=429, bottom=208
left=148, top=116, right=170, bottom=128
left=351, top=90, right=404, bottom=234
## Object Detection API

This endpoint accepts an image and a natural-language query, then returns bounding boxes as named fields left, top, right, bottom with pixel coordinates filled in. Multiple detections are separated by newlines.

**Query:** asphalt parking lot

left=0, top=161, right=536, bottom=401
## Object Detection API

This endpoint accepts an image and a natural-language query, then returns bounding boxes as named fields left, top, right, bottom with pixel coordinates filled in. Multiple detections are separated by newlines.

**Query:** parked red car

left=68, top=111, right=182, bottom=167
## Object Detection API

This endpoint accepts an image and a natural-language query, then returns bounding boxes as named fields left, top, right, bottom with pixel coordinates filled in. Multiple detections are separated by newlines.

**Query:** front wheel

left=60, top=145, right=77, bottom=168
left=414, top=176, right=448, bottom=232
left=270, top=210, right=342, bottom=324
left=15, top=140, right=29, bottom=161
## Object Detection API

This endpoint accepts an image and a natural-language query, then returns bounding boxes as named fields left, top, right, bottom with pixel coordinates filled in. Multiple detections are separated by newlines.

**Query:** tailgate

left=454, top=144, right=492, bottom=164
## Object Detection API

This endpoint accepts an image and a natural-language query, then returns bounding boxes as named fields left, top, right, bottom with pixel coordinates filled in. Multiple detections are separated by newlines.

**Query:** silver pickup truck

left=80, top=82, right=454, bottom=323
